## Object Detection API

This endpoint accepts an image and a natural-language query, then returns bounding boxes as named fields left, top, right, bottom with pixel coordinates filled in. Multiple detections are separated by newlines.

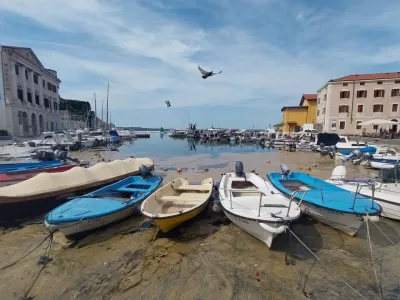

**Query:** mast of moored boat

left=106, top=82, right=109, bottom=131
left=94, top=93, right=97, bottom=130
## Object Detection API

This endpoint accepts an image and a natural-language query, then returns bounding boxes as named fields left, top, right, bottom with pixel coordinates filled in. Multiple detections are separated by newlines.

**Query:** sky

left=1, top=0, right=400, bottom=128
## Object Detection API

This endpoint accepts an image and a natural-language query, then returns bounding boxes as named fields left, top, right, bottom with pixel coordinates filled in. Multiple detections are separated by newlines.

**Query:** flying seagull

left=165, top=100, right=171, bottom=107
left=198, top=66, right=222, bottom=79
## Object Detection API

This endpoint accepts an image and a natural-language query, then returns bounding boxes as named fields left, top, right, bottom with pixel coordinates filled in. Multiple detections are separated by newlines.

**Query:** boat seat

left=173, top=185, right=210, bottom=191
left=116, top=187, right=148, bottom=193
left=159, top=195, right=204, bottom=202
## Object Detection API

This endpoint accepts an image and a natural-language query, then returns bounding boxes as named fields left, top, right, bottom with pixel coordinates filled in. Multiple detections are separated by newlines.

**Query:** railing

left=219, top=187, right=294, bottom=218
left=286, top=190, right=308, bottom=216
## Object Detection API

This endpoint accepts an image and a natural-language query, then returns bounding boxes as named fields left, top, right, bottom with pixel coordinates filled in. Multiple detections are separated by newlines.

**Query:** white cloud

left=1, top=0, right=400, bottom=126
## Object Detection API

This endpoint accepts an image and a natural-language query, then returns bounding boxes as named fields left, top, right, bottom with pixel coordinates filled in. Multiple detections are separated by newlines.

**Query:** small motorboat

left=0, top=160, right=65, bottom=174
left=219, top=162, right=301, bottom=249
left=0, top=158, right=154, bottom=221
left=327, top=165, right=400, bottom=221
left=335, top=136, right=376, bottom=155
left=267, top=165, right=382, bottom=236
left=140, top=177, right=213, bottom=233
left=45, top=165, right=162, bottom=236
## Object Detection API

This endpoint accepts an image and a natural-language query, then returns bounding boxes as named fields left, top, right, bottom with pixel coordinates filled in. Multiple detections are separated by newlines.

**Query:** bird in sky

left=198, top=66, right=222, bottom=79
left=165, top=100, right=171, bottom=107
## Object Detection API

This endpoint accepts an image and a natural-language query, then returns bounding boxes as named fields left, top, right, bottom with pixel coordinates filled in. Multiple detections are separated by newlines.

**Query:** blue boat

left=0, top=160, right=64, bottom=174
left=45, top=171, right=162, bottom=236
left=109, top=130, right=120, bottom=143
left=267, top=166, right=381, bottom=236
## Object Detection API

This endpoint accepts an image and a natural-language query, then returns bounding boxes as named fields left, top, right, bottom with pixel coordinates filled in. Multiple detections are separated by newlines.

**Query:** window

left=294, top=126, right=301, bottom=132
left=339, top=121, right=346, bottom=129
left=396, top=80, right=400, bottom=84
left=356, top=121, right=362, bottom=130
left=377, top=81, right=382, bottom=85
left=44, top=98, right=50, bottom=108
left=322, top=108, right=326, bottom=114
left=343, top=83, right=348, bottom=86
left=338, top=105, right=349, bottom=113
left=25, top=69, right=28, bottom=80
left=373, top=104, right=384, bottom=112
left=33, top=74, right=38, bottom=84
left=360, top=82, right=365, bottom=85
left=54, top=102, right=58, bottom=110
left=47, top=82, right=51, bottom=90
left=331, top=120, right=337, bottom=129
left=374, top=89, right=385, bottom=97
left=323, top=94, right=327, bottom=101
left=391, top=89, right=400, bottom=97
left=35, top=94, right=40, bottom=105
left=317, top=110, right=320, bottom=116
left=373, top=125, right=379, bottom=130
left=340, top=91, right=350, bottom=98
left=357, top=90, right=367, bottom=98
left=43, top=79, right=45, bottom=88
left=357, top=104, right=364, bottom=113
left=392, top=104, right=398, bottom=112
left=15, top=64, right=19, bottom=75
left=317, top=98, right=320, bottom=104
left=27, top=91, right=32, bottom=103
left=17, top=87, right=24, bottom=101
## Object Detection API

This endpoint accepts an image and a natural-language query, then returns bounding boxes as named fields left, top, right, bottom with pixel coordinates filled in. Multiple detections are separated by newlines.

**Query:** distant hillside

left=59, top=97, right=92, bottom=116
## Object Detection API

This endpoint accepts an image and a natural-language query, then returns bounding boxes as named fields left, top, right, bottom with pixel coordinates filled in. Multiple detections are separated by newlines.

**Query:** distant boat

left=45, top=169, right=162, bottom=236
left=267, top=165, right=381, bottom=236
left=140, top=178, right=213, bottom=232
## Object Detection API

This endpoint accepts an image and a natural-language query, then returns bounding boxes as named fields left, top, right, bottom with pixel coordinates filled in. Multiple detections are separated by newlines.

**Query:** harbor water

left=0, top=133, right=399, bottom=300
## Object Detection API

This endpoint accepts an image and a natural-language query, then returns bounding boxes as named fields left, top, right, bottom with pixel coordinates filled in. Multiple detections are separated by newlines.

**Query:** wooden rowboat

left=140, top=178, right=213, bottom=233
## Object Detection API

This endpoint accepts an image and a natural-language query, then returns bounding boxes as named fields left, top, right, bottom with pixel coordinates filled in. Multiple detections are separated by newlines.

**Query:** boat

left=0, top=141, right=51, bottom=159
left=0, top=160, right=65, bottom=174
left=219, top=162, right=301, bottom=248
left=0, top=163, right=80, bottom=187
left=45, top=166, right=162, bottom=236
left=327, top=165, right=400, bottom=220
left=140, top=177, right=213, bottom=232
left=267, top=165, right=381, bottom=236
left=31, top=131, right=79, bottom=149
left=0, top=158, right=154, bottom=221
left=335, top=136, right=376, bottom=155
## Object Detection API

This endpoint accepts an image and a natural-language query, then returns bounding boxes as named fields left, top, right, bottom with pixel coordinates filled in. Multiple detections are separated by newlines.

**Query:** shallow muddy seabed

left=0, top=151, right=399, bottom=300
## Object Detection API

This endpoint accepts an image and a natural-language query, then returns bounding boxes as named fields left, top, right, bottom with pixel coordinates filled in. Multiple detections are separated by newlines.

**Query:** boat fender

left=331, top=166, right=346, bottom=179
left=259, top=223, right=286, bottom=234
left=365, top=215, right=379, bottom=222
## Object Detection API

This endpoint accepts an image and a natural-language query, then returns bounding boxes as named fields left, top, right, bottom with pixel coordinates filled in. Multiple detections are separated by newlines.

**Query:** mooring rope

left=0, top=232, right=52, bottom=271
left=287, top=227, right=368, bottom=300
left=370, top=219, right=400, bottom=253
left=365, top=216, right=383, bottom=299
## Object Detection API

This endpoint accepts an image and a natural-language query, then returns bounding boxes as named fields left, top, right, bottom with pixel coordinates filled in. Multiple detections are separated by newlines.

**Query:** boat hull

left=155, top=201, right=208, bottom=233
left=222, top=208, right=286, bottom=248
left=338, top=146, right=376, bottom=156
left=299, top=202, right=364, bottom=236
left=45, top=204, right=140, bottom=236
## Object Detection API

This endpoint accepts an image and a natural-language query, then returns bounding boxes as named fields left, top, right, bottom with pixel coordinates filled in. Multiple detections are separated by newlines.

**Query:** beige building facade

left=316, top=72, right=400, bottom=135
left=0, top=45, right=61, bottom=137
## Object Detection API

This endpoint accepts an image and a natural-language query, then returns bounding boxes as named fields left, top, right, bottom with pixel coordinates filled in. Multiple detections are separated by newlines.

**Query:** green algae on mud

left=0, top=151, right=399, bottom=300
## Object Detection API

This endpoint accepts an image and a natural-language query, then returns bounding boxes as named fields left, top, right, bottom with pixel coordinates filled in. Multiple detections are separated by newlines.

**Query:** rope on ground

left=0, top=232, right=52, bottom=271
left=370, top=219, right=400, bottom=253
left=365, top=216, right=383, bottom=299
left=22, top=233, right=54, bottom=300
left=287, top=227, right=368, bottom=300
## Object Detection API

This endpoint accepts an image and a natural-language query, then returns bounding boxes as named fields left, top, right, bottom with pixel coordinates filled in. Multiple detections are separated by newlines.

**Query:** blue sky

left=1, top=0, right=400, bottom=128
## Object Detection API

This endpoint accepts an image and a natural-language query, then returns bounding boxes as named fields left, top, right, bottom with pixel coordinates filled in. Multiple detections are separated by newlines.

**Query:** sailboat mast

left=106, top=82, right=109, bottom=130
left=101, top=99, right=104, bottom=129
left=110, top=112, right=112, bottom=129
left=94, top=93, right=97, bottom=130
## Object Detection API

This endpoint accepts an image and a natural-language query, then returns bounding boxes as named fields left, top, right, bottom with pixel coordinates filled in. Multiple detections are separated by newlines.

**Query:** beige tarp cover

left=0, top=158, right=153, bottom=202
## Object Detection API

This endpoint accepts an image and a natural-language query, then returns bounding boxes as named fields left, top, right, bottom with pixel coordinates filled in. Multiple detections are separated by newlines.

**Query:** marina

left=0, top=134, right=399, bottom=300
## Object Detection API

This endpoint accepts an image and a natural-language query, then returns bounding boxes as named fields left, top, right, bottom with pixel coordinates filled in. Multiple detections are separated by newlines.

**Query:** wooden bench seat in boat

left=159, top=195, right=206, bottom=202
left=173, top=185, right=210, bottom=191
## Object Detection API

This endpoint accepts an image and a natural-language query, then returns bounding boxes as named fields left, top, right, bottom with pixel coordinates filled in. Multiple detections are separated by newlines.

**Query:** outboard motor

left=280, top=164, right=291, bottom=178
left=235, top=161, right=245, bottom=177
left=54, top=149, right=68, bottom=162
left=139, top=164, right=152, bottom=178
left=353, top=152, right=372, bottom=165
left=328, top=145, right=337, bottom=159
left=341, top=149, right=363, bottom=163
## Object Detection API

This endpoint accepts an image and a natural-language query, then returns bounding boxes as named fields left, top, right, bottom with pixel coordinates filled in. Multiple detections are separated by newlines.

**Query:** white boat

left=335, top=136, right=377, bottom=155
left=327, top=165, right=400, bottom=220
left=31, top=131, right=77, bottom=148
left=0, top=141, right=51, bottom=159
left=219, top=163, right=301, bottom=249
